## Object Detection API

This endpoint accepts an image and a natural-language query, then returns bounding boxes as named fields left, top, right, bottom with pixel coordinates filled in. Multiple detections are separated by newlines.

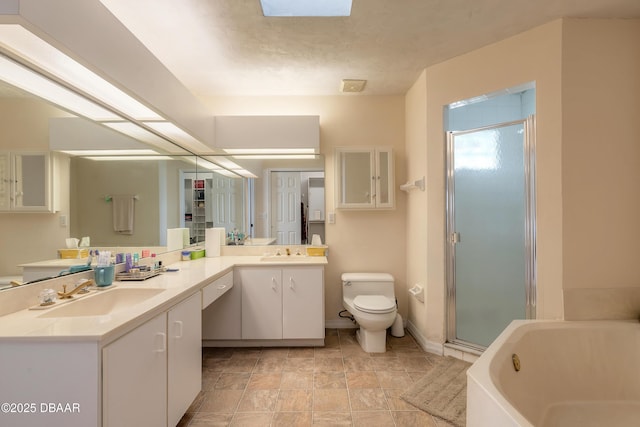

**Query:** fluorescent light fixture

left=225, top=147, right=318, bottom=159
left=60, top=149, right=157, bottom=156
left=223, top=148, right=317, bottom=155
left=194, top=158, right=223, bottom=171
left=205, top=156, right=243, bottom=170
left=200, top=156, right=258, bottom=178
left=260, top=0, right=352, bottom=16
left=214, top=169, right=241, bottom=178
left=144, top=121, right=213, bottom=154
left=0, top=54, right=120, bottom=121
left=0, top=25, right=163, bottom=121
left=103, top=122, right=188, bottom=154
left=233, top=154, right=317, bottom=160
left=84, top=156, right=173, bottom=161
left=234, top=169, right=258, bottom=179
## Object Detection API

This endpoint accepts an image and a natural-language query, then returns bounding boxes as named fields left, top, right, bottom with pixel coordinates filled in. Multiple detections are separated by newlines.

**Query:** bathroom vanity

left=0, top=255, right=327, bottom=427
left=202, top=265, right=324, bottom=345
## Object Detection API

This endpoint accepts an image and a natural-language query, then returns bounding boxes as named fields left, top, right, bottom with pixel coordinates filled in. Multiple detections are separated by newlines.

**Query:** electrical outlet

left=59, top=215, right=67, bottom=227
left=328, top=212, right=336, bottom=224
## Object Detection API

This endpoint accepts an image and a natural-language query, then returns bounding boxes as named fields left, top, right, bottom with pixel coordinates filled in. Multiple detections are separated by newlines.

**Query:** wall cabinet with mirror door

left=335, top=147, right=394, bottom=209
left=0, top=151, right=56, bottom=213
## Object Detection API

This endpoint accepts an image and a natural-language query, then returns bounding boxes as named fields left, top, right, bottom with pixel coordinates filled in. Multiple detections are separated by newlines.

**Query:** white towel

left=112, top=195, right=135, bottom=235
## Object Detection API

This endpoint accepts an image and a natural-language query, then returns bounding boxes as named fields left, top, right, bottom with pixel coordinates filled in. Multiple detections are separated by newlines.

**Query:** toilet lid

left=353, top=295, right=395, bottom=313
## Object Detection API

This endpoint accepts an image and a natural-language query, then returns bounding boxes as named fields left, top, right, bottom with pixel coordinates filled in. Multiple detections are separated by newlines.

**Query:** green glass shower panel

left=452, top=123, right=526, bottom=347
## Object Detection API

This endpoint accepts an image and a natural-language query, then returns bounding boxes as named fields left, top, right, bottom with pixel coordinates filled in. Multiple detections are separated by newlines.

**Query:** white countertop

left=19, top=258, right=91, bottom=268
left=0, top=255, right=327, bottom=345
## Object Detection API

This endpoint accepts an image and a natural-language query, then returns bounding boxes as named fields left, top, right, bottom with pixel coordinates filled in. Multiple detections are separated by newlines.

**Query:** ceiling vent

left=340, top=79, right=366, bottom=93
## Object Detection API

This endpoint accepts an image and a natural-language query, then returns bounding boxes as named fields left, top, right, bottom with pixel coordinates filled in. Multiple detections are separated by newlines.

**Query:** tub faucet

left=58, top=280, right=93, bottom=299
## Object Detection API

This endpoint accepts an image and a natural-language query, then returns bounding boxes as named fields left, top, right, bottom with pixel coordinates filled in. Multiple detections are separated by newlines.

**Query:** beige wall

left=404, top=71, right=429, bottom=338
left=406, top=18, right=640, bottom=346
left=70, top=158, right=161, bottom=246
left=205, top=96, right=407, bottom=325
left=0, top=99, right=71, bottom=276
left=561, top=19, right=640, bottom=291
left=406, top=20, right=565, bottom=346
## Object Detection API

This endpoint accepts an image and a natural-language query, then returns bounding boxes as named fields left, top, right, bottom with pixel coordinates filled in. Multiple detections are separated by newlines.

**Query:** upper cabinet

left=0, top=152, right=55, bottom=213
left=335, top=147, right=395, bottom=209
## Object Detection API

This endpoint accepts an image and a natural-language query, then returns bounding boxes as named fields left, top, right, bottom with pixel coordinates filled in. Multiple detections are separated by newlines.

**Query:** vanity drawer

left=202, top=271, right=233, bottom=309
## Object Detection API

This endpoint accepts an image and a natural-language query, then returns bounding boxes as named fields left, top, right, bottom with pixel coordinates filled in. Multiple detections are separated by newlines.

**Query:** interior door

left=270, top=171, right=301, bottom=244
left=446, top=117, right=536, bottom=349
left=211, top=173, right=240, bottom=231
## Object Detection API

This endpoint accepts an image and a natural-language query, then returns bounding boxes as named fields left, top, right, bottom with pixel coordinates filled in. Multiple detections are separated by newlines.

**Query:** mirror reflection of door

left=270, top=171, right=301, bottom=245
left=210, top=174, right=242, bottom=232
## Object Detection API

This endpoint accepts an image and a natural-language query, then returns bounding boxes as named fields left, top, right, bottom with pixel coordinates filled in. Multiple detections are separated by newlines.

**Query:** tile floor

left=177, top=329, right=456, bottom=427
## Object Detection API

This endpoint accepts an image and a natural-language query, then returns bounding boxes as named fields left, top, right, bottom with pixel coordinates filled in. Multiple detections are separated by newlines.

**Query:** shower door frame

left=445, top=115, right=537, bottom=352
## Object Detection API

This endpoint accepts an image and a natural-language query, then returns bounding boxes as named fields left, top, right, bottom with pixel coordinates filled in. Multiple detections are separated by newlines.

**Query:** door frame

left=445, top=116, right=537, bottom=351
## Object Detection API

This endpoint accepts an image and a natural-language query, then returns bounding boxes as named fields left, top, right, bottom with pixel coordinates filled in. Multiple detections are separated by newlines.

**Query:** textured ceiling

left=98, top=1, right=640, bottom=98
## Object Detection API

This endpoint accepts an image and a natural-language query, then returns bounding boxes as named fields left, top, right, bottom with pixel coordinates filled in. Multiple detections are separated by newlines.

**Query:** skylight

left=260, top=0, right=352, bottom=17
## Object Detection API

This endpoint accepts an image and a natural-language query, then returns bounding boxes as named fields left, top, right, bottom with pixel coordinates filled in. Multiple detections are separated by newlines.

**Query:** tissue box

left=58, top=248, right=89, bottom=259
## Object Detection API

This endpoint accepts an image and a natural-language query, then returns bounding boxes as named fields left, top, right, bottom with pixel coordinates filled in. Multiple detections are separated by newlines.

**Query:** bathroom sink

left=260, top=255, right=311, bottom=262
left=38, top=287, right=166, bottom=318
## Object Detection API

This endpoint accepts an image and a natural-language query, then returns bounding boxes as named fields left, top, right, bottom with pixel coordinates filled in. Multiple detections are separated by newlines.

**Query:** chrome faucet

left=58, top=280, right=94, bottom=299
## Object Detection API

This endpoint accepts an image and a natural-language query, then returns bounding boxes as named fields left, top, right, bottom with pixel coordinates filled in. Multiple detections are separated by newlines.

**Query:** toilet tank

left=342, top=273, right=395, bottom=299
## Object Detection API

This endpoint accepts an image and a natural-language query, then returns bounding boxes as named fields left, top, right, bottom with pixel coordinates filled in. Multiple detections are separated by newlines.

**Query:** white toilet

left=342, top=272, right=397, bottom=353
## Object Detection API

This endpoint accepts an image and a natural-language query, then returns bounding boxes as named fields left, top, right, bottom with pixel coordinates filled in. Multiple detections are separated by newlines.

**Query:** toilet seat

left=353, top=295, right=395, bottom=314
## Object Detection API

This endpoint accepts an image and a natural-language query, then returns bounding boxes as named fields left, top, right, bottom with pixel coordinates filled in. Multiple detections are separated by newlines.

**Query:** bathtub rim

left=466, top=319, right=640, bottom=426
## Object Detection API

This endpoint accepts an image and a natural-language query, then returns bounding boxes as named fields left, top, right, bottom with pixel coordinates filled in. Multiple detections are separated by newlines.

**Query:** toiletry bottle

left=125, top=253, right=133, bottom=272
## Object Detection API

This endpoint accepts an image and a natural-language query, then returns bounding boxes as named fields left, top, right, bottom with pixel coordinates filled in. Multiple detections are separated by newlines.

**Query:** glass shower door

left=447, top=119, right=535, bottom=349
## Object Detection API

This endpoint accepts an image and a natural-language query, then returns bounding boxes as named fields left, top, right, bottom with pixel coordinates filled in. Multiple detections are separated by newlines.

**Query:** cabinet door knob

left=271, top=277, right=277, bottom=291
left=289, top=276, right=294, bottom=290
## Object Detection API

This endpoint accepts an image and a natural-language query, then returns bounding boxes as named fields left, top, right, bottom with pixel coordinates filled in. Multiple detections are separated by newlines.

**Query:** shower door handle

left=450, top=232, right=460, bottom=244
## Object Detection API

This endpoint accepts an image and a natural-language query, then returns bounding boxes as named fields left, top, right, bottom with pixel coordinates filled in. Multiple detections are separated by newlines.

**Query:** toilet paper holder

left=409, top=284, right=424, bottom=303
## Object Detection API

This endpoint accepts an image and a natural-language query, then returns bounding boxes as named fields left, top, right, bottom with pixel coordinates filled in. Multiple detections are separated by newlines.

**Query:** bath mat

left=401, top=356, right=471, bottom=427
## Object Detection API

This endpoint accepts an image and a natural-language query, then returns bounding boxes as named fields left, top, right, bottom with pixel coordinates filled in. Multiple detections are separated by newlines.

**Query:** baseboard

left=406, top=319, right=444, bottom=356
left=203, top=339, right=324, bottom=347
left=325, top=319, right=357, bottom=329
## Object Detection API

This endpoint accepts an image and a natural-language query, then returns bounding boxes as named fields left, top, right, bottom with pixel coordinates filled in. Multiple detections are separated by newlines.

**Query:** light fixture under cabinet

left=0, top=23, right=211, bottom=156
left=0, top=54, right=119, bottom=121
left=0, top=24, right=162, bottom=121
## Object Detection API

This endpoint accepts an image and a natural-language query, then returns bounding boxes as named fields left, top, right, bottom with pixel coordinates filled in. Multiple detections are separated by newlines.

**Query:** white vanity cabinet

left=0, top=151, right=55, bottom=212
left=103, top=293, right=202, bottom=427
left=240, top=266, right=324, bottom=341
left=102, top=312, right=167, bottom=427
left=282, top=266, right=325, bottom=339
left=167, top=292, right=202, bottom=427
left=241, top=267, right=283, bottom=339
left=335, top=147, right=394, bottom=209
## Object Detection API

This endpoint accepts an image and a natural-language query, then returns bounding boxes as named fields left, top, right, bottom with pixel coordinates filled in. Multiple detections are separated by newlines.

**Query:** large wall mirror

left=0, top=79, right=324, bottom=289
left=70, top=153, right=325, bottom=248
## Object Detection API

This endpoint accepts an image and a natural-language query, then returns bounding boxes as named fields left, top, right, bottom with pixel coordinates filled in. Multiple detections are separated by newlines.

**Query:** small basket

left=190, top=249, right=206, bottom=260
left=306, top=246, right=326, bottom=257
left=58, top=248, right=89, bottom=259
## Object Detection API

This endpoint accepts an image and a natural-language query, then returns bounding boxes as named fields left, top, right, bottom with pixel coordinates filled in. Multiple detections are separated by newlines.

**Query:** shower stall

left=445, top=86, right=536, bottom=350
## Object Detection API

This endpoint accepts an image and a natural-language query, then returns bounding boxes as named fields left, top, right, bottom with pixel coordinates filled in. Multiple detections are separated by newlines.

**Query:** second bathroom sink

left=38, top=287, right=166, bottom=318
left=260, top=255, right=311, bottom=262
